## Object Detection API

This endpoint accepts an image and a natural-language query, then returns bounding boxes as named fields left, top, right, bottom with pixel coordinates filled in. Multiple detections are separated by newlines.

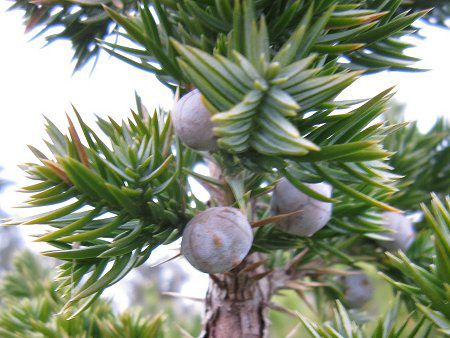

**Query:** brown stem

left=201, top=254, right=271, bottom=338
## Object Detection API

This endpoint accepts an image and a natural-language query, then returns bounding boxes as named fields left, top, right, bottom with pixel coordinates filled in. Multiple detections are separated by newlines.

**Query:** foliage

left=381, top=194, right=450, bottom=335
left=384, top=111, right=450, bottom=210
left=97, top=1, right=430, bottom=256
left=3, top=92, right=411, bottom=314
left=9, top=0, right=450, bottom=71
left=3, top=0, right=450, bottom=336
left=0, top=250, right=165, bottom=338
left=294, top=194, right=450, bottom=337
left=129, top=263, right=202, bottom=337
left=4, top=101, right=198, bottom=314
left=103, top=0, right=427, bottom=92
left=299, top=297, right=435, bottom=337
left=8, top=0, right=136, bottom=71
left=402, top=0, right=450, bottom=27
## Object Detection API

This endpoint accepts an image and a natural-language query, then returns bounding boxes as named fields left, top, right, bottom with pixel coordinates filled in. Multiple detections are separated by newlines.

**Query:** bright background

left=0, top=2, right=449, bottom=309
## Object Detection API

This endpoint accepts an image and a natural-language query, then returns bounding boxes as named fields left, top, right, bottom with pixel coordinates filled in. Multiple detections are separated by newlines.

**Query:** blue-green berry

left=270, top=178, right=333, bottom=236
left=172, top=89, right=217, bottom=151
left=181, top=207, right=253, bottom=274
left=379, top=212, right=415, bottom=251
left=343, top=271, right=373, bottom=308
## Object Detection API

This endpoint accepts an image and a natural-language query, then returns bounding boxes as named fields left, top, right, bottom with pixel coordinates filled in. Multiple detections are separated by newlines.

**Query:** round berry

left=379, top=212, right=415, bottom=251
left=181, top=207, right=253, bottom=274
left=270, top=178, right=333, bottom=237
left=172, top=89, right=218, bottom=151
left=343, top=271, right=373, bottom=308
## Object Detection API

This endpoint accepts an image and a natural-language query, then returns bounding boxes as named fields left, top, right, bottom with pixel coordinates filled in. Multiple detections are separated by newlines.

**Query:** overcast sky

left=0, top=3, right=449, bottom=308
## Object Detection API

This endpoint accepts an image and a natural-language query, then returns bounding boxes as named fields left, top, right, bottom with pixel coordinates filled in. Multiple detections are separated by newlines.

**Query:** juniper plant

left=0, top=251, right=166, bottom=338
left=4, top=0, right=450, bottom=337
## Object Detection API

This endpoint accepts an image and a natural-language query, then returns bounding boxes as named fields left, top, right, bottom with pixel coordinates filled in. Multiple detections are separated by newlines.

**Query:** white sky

left=0, top=3, right=449, bottom=308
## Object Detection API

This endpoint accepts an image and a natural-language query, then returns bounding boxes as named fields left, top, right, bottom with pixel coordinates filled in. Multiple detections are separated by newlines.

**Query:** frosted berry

left=270, top=178, right=333, bottom=236
left=181, top=207, right=253, bottom=274
left=379, top=212, right=415, bottom=251
left=172, top=89, right=218, bottom=151
left=343, top=271, right=373, bottom=308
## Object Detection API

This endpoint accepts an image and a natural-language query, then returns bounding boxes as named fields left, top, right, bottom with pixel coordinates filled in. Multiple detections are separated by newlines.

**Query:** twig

left=162, top=292, right=204, bottom=302
left=238, top=259, right=267, bottom=274
left=251, top=210, right=303, bottom=228
left=285, top=248, right=310, bottom=273
left=294, top=290, right=316, bottom=314
left=267, top=302, right=298, bottom=318
left=286, top=324, right=301, bottom=338
left=285, top=282, right=308, bottom=292
left=150, top=253, right=181, bottom=268
left=176, top=324, right=195, bottom=338
left=209, top=273, right=225, bottom=289
left=251, top=269, right=273, bottom=282
left=311, top=268, right=356, bottom=276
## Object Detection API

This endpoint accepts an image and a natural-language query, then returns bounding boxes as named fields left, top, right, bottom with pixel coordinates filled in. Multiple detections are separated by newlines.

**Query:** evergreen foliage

left=382, top=194, right=450, bottom=335
left=9, top=0, right=450, bottom=71
left=5, top=105, right=199, bottom=314
left=0, top=251, right=165, bottom=337
left=4, top=0, right=450, bottom=336
left=299, top=297, right=434, bottom=337
left=299, top=194, right=450, bottom=337
left=383, top=114, right=450, bottom=210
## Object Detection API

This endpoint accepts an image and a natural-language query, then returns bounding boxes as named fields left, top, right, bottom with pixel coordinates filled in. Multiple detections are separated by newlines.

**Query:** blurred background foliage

left=0, top=168, right=202, bottom=336
left=0, top=168, right=23, bottom=275
left=384, top=103, right=450, bottom=211
left=0, top=250, right=203, bottom=337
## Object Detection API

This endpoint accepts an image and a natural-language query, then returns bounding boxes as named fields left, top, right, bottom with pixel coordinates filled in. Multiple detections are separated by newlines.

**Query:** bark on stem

left=201, top=254, right=271, bottom=338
